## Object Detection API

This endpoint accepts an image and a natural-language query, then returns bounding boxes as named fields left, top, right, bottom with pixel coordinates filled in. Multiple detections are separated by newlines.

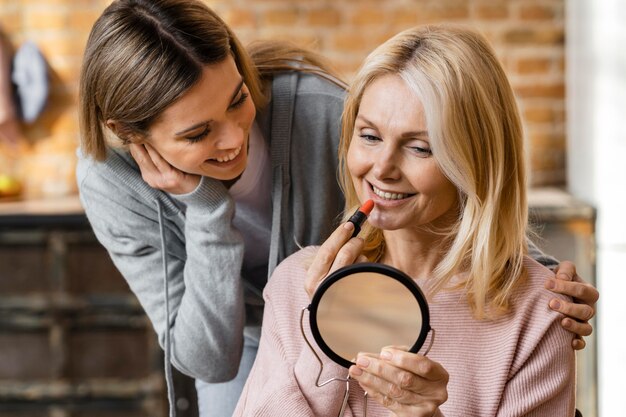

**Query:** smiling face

left=145, top=56, right=256, bottom=181
left=347, top=74, right=459, bottom=233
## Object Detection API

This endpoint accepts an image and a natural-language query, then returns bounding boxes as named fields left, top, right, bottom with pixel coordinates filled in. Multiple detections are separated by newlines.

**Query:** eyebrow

left=356, top=115, right=429, bottom=138
left=174, top=78, right=245, bottom=136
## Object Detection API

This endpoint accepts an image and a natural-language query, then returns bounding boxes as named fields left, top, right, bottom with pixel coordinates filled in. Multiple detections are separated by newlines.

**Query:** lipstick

left=348, top=199, right=375, bottom=238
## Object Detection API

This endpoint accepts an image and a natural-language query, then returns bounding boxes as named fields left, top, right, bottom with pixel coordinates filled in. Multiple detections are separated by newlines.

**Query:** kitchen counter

left=0, top=194, right=87, bottom=228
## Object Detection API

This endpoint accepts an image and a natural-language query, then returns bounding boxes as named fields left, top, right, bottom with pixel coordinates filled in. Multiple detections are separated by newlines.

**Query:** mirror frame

left=308, top=262, right=431, bottom=368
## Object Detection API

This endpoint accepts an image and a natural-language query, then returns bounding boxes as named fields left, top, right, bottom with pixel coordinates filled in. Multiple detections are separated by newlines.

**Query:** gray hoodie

left=76, top=72, right=346, bottom=388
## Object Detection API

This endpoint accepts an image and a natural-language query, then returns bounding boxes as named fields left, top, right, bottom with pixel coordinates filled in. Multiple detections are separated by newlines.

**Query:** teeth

left=372, top=185, right=409, bottom=200
left=214, top=146, right=241, bottom=163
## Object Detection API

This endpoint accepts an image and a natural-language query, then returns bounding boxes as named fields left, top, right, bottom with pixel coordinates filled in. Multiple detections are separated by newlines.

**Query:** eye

left=185, top=126, right=210, bottom=143
left=359, top=134, right=381, bottom=143
left=229, top=90, right=249, bottom=110
left=409, top=145, right=432, bottom=157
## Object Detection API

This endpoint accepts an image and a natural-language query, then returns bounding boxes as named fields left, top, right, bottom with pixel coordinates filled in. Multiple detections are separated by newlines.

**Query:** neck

left=381, top=228, right=450, bottom=280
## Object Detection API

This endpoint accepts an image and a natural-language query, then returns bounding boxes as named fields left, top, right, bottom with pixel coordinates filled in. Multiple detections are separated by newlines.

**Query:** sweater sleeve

left=233, top=256, right=317, bottom=417
left=77, top=159, right=245, bottom=382
left=496, top=314, right=576, bottom=416
left=234, top=249, right=352, bottom=416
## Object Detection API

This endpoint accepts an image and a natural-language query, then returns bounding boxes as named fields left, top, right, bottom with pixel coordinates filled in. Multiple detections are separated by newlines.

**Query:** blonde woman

left=235, top=25, right=581, bottom=416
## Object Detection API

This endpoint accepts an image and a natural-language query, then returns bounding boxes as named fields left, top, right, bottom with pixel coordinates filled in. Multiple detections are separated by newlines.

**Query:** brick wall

left=0, top=0, right=566, bottom=192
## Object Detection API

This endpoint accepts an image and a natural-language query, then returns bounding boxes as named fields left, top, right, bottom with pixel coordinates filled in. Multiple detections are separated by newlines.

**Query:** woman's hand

left=545, top=260, right=599, bottom=350
left=129, top=143, right=200, bottom=194
left=348, top=347, right=448, bottom=417
left=304, top=221, right=367, bottom=299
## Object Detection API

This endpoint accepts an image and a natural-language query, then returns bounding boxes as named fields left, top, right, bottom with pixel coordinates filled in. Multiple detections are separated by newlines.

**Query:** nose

left=214, top=119, right=244, bottom=150
left=372, top=145, right=401, bottom=181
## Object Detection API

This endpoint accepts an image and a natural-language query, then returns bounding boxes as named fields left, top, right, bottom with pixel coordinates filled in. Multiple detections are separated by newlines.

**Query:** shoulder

left=77, top=147, right=139, bottom=191
left=265, top=246, right=319, bottom=302
left=295, top=72, right=346, bottom=100
left=271, top=72, right=346, bottom=105
left=76, top=147, right=171, bottom=224
left=509, top=256, right=572, bottom=340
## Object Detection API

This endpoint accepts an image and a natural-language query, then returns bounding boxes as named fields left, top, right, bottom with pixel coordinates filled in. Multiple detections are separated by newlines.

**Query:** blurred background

left=0, top=0, right=623, bottom=416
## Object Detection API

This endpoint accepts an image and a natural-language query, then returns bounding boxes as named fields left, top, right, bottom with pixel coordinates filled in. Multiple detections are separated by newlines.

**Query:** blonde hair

left=339, top=25, right=528, bottom=318
left=79, top=0, right=343, bottom=161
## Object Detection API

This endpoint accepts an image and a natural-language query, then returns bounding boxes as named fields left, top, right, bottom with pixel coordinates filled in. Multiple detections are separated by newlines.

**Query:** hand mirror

left=305, top=263, right=432, bottom=368
left=300, top=263, right=433, bottom=417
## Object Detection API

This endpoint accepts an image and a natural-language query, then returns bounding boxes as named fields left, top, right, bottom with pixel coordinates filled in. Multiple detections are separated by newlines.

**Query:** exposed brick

left=25, top=10, right=68, bottom=31
left=66, top=10, right=102, bottom=32
left=223, top=8, right=256, bottom=28
left=517, top=57, right=552, bottom=74
left=331, top=32, right=369, bottom=53
left=418, top=1, right=470, bottom=22
left=351, top=7, right=386, bottom=26
left=504, top=28, right=564, bottom=45
left=530, top=131, right=566, bottom=149
left=524, top=106, right=556, bottom=124
left=520, top=4, right=559, bottom=21
left=474, top=3, right=509, bottom=20
left=514, top=82, right=565, bottom=99
left=262, top=8, right=300, bottom=26
left=306, top=9, right=342, bottom=27
left=390, top=8, right=420, bottom=26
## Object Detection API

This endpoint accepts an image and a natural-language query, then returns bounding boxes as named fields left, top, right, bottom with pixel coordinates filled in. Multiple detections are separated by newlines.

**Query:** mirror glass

left=309, top=263, right=430, bottom=368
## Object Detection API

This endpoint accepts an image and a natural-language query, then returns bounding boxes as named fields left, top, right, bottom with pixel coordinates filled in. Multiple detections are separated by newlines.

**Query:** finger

left=143, top=143, right=173, bottom=173
left=381, top=349, right=448, bottom=383
left=351, top=352, right=445, bottom=397
left=572, top=337, right=586, bottom=351
left=348, top=363, right=421, bottom=406
left=554, top=260, right=577, bottom=281
left=545, top=278, right=599, bottom=305
left=129, top=143, right=158, bottom=174
left=328, top=237, right=364, bottom=274
left=561, top=317, right=593, bottom=337
left=549, top=298, right=595, bottom=322
left=356, top=254, right=369, bottom=263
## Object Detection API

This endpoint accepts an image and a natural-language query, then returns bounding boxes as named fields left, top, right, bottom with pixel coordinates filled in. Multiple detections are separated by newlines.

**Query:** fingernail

left=546, top=279, right=556, bottom=290
left=356, top=356, right=370, bottom=368
left=350, top=365, right=363, bottom=376
left=344, top=222, right=355, bottom=230
left=550, top=299, right=561, bottom=310
left=380, top=350, right=392, bottom=360
left=563, top=318, right=571, bottom=328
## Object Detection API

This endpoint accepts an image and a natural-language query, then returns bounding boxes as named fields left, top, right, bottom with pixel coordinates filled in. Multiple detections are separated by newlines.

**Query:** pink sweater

left=234, top=247, right=575, bottom=417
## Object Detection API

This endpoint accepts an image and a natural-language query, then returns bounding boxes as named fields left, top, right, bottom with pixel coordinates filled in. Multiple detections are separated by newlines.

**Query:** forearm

left=79, top=164, right=246, bottom=381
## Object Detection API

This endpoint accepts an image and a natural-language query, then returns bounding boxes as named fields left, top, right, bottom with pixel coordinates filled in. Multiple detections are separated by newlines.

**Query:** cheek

left=240, top=100, right=256, bottom=129
left=346, top=141, right=369, bottom=179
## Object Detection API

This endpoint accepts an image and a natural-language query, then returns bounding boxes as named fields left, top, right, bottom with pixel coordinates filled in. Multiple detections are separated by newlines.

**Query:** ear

left=105, top=119, right=145, bottom=144
left=105, top=119, right=120, bottom=136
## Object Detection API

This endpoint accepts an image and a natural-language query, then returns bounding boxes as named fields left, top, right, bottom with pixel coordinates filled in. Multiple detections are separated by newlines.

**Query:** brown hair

left=79, top=0, right=343, bottom=161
